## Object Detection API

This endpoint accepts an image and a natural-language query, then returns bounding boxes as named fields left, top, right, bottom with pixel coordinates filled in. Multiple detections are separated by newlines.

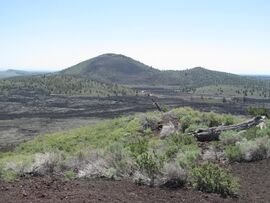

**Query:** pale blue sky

left=0, top=0, right=269, bottom=74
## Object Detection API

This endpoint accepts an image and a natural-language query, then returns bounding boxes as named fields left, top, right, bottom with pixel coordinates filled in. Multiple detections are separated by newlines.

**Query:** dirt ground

left=231, top=158, right=270, bottom=203
left=0, top=158, right=269, bottom=203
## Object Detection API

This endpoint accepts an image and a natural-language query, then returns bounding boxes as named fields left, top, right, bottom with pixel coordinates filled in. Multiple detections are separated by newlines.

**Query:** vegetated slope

left=61, top=53, right=270, bottom=91
left=2, top=107, right=270, bottom=198
left=0, top=69, right=46, bottom=79
left=0, top=75, right=134, bottom=96
left=166, top=67, right=267, bottom=87
left=195, top=84, right=270, bottom=98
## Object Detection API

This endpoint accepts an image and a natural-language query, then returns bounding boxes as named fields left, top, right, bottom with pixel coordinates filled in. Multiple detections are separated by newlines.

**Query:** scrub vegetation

left=0, top=107, right=269, bottom=197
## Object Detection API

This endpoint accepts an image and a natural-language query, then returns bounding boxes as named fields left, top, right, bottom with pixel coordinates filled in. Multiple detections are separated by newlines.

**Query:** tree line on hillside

left=0, top=75, right=135, bottom=97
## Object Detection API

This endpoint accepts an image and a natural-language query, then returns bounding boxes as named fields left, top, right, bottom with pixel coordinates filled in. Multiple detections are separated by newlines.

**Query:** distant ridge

left=246, top=75, right=270, bottom=81
left=0, top=69, right=47, bottom=79
left=1, top=54, right=269, bottom=97
left=61, top=53, right=268, bottom=88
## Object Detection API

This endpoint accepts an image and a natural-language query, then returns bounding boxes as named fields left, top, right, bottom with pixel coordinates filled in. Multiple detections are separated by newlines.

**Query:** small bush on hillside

left=175, top=146, right=200, bottom=169
left=191, top=162, right=239, bottom=197
left=162, top=133, right=198, bottom=161
left=257, top=121, right=270, bottom=137
left=136, top=151, right=164, bottom=186
left=162, top=105, right=169, bottom=113
left=65, top=149, right=101, bottom=171
left=225, top=145, right=242, bottom=162
left=78, top=157, right=108, bottom=179
left=222, top=114, right=236, bottom=125
left=105, top=142, right=135, bottom=177
left=136, top=151, right=163, bottom=175
left=171, top=107, right=198, bottom=118
left=133, top=171, right=151, bottom=186
left=65, top=170, right=76, bottom=180
left=141, top=112, right=162, bottom=132
left=0, top=170, right=17, bottom=182
left=242, top=127, right=259, bottom=140
left=34, top=152, right=67, bottom=174
left=124, top=135, right=149, bottom=158
left=225, top=137, right=270, bottom=162
left=242, top=124, right=270, bottom=140
left=220, top=131, right=242, bottom=145
left=238, top=137, right=270, bottom=161
left=0, top=154, right=36, bottom=178
left=247, top=106, right=269, bottom=118
left=164, top=144, right=179, bottom=160
left=160, top=162, right=187, bottom=188
left=204, top=112, right=223, bottom=127
left=168, top=133, right=196, bottom=146
left=105, top=167, right=117, bottom=180
left=180, top=115, right=192, bottom=132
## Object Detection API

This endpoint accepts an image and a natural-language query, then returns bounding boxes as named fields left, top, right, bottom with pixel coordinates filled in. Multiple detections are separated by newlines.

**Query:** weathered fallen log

left=151, top=98, right=162, bottom=112
left=193, top=116, right=266, bottom=142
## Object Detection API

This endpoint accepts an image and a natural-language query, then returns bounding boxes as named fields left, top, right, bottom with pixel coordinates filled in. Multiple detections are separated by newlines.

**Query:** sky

left=0, top=0, right=269, bottom=74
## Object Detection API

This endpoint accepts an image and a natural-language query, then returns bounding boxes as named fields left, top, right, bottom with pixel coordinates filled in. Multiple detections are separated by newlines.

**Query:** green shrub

left=180, top=115, right=192, bottom=132
left=105, top=142, right=135, bottom=177
left=143, top=112, right=162, bottom=131
left=247, top=106, right=269, bottom=117
left=244, top=122, right=270, bottom=140
left=162, top=106, right=169, bottom=112
left=238, top=137, right=270, bottom=161
left=191, top=162, right=239, bottom=197
left=124, top=135, right=149, bottom=158
left=175, top=146, right=200, bottom=169
left=242, top=127, right=259, bottom=140
left=136, top=151, right=164, bottom=178
left=164, top=145, right=179, bottom=160
left=65, top=170, right=76, bottom=180
left=171, top=107, right=199, bottom=119
left=1, top=170, right=18, bottom=182
left=222, top=115, right=236, bottom=125
left=205, top=112, right=222, bottom=127
left=220, top=131, right=242, bottom=145
left=225, top=137, right=270, bottom=162
left=168, top=133, right=196, bottom=146
left=257, top=126, right=270, bottom=138
left=163, top=133, right=198, bottom=161
left=161, top=162, right=187, bottom=188
left=225, top=145, right=242, bottom=162
left=105, top=167, right=117, bottom=180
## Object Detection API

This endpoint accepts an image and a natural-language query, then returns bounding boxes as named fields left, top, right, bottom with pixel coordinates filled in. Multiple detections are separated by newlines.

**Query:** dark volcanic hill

left=61, top=53, right=269, bottom=89
left=61, top=54, right=160, bottom=84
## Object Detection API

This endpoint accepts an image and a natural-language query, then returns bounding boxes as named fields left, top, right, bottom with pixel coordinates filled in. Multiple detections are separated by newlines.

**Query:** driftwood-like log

left=193, top=116, right=266, bottom=142
left=151, top=98, right=162, bottom=112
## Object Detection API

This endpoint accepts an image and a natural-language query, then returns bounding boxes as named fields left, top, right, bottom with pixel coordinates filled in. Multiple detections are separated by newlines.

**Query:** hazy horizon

left=0, top=52, right=269, bottom=76
left=1, top=0, right=269, bottom=74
